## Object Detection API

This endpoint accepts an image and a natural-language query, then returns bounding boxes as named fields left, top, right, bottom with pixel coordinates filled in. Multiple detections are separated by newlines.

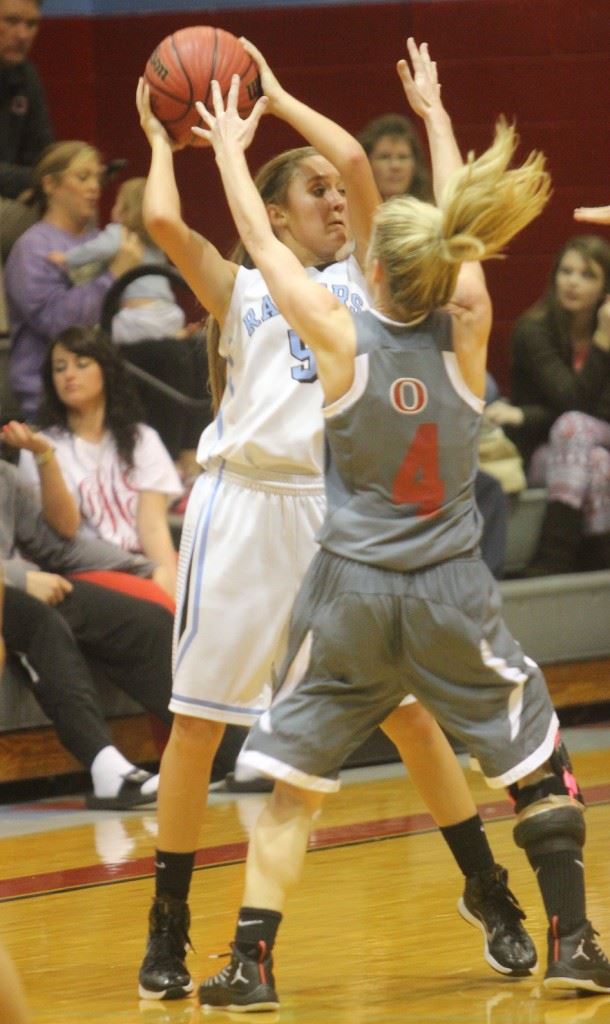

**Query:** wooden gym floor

left=0, top=726, right=609, bottom=1023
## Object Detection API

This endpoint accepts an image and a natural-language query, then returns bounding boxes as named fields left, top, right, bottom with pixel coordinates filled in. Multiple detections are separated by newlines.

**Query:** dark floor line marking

left=1, top=784, right=608, bottom=903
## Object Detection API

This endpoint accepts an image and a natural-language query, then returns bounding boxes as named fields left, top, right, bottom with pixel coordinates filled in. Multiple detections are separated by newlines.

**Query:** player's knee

left=510, top=742, right=586, bottom=858
left=382, top=700, right=435, bottom=745
left=170, top=713, right=224, bottom=755
left=512, top=790, right=585, bottom=858
left=273, top=780, right=324, bottom=817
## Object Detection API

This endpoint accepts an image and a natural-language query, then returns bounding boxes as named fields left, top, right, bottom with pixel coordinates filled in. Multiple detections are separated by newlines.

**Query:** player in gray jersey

left=196, top=40, right=610, bottom=1009
left=135, top=40, right=540, bottom=1004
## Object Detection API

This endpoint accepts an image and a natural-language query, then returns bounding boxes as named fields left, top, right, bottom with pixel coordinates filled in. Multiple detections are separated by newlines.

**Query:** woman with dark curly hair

left=5, top=325, right=182, bottom=596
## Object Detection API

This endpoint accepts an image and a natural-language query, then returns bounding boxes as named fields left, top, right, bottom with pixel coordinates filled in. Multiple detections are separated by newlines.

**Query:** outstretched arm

left=242, top=39, right=379, bottom=265
left=136, top=79, right=237, bottom=324
left=397, top=38, right=462, bottom=203
left=399, top=39, right=490, bottom=394
left=574, top=204, right=610, bottom=225
left=195, top=79, right=356, bottom=404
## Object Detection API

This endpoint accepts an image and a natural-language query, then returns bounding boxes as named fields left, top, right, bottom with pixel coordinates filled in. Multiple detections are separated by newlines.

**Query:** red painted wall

left=35, top=0, right=610, bottom=390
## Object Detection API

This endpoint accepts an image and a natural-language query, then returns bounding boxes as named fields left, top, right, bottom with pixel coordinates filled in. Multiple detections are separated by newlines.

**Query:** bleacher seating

left=1, top=489, right=609, bottom=784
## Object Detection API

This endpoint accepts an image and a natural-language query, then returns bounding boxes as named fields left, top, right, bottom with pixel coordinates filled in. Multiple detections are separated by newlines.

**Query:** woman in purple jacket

left=5, top=140, right=141, bottom=419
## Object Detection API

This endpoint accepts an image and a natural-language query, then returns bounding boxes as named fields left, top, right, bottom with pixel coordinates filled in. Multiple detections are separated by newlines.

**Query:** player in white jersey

left=195, top=42, right=610, bottom=1010
left=136, top=41, right=535, bottom=1001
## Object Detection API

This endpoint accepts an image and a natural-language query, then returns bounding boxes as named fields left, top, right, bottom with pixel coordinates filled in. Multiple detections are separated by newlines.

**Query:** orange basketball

left=143, top=26, right=262, bottom=147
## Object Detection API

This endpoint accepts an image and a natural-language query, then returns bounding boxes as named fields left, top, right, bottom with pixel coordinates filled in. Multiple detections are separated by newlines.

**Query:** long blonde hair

left=369, top=119, right=551, bottom=322
left=25, top=141, right=102, bottom=215
left=206, top=146, right=317, bottom=413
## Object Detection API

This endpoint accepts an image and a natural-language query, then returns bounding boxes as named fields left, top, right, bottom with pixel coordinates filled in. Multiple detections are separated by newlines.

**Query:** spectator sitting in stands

left=46, top=176, right=187, bottom=345
left=4, top=325, right=182, bottom=597
left=0, top=0, right=53, bottom=261
left=358, top=108, right=508, bottom=578
left=0, top=456, right=175, bottom=809
left=4, top=140, right=143, bottom=419
left=486, top=234, right=610, bottom=574
left=357, top=110, right=433, bottom=202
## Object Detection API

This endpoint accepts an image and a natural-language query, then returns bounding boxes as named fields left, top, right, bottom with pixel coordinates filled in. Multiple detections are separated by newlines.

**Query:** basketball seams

left=145, top=25, right=261, bottom=145
left=170, top=33, right=194, bottom=108
left=203, top=28, right=220, bottom=110
left=237, top=55, right=261, bottom=114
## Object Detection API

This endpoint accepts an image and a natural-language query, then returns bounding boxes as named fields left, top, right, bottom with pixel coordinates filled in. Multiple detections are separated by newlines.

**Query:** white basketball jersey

left=196, top=257, right=369, bottom=475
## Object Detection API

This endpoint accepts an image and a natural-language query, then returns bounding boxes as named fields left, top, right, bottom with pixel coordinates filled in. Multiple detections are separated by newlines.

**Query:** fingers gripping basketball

left=144, top=26, right=262, bottom=146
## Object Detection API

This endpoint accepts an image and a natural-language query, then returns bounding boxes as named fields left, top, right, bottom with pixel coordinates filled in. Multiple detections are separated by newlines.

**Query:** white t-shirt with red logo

left=18, top=424, right=183, bottom=553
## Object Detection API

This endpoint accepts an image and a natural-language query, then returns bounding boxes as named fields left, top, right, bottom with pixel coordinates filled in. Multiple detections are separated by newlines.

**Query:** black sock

left=154, top=849, right=195, bottom=901
left=527, top=849, right=586, bottom=935
left=235, top=906, right=283, bottom=959
left=440, top=814, right=495, bottom=878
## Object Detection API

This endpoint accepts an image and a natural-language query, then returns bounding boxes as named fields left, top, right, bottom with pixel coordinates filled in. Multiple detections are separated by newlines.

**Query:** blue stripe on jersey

left=174, top=464, right=225, bottom=675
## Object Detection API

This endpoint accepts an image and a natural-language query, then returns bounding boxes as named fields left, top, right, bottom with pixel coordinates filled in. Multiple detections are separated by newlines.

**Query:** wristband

left=34, top=446, right=55, bottom=467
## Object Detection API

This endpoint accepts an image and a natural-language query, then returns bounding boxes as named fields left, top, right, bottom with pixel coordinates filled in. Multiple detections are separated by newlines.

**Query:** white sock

left=90, top=746, right=136, bottom=798
left=140, top=773, right=159, bottom=797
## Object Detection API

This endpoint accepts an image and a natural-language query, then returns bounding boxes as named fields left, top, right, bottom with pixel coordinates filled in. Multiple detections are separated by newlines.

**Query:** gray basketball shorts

left=236, top=549, right=559, bottom=792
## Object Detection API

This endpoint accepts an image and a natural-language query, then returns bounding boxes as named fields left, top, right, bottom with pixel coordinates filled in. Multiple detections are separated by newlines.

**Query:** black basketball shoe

left=544, top=919, right=610, bottom=992
left=138, top=896, right=194, bottom=1000
left=458, top=863, right=537, bottom=976
left=198, top=942, right=279, bottom=1012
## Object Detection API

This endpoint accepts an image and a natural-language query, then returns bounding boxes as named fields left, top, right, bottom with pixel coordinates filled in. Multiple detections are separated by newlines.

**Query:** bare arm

left=397, top=38, right=462, bottom=203
left=242, top=39, right=380, bottom=265
left=574, top=204, right=610, bottom=225
left=196, top=79, right=356, bottom=404
left=136, top=78, right=237, bottom=324
left=1, top=422, right=80, bottom=537
left=136, top=491, right=177, bottom=597
left=399, top=39, right=490, bottom=396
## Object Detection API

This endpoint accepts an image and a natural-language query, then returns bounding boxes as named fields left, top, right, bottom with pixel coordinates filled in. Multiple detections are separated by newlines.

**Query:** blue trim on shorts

left=174, top=465, right=225, bottom=674
left=170, top=692, right=266, bottom=717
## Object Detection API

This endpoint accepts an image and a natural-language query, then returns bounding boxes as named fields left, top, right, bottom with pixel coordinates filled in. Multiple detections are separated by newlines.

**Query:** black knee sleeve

left=513, top=795, right=585, bottom=858
left=510, top=741, right=586, bottom=858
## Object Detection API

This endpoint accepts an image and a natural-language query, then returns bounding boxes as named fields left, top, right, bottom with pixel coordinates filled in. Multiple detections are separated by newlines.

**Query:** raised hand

left=2, top=420, right=51, bottom=456
left=136, top=77, right=181, bottom=150
left=397, top=38, right=442, bottom=118
left=191, top=74, right=268, bottom=152
left=240, top=37, right=284, bottom=111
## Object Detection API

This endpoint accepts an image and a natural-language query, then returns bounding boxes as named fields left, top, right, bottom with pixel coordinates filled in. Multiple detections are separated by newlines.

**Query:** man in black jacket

left=0, top=0, right=52, bottom=198
left=0, top=0, right=52, bottom=258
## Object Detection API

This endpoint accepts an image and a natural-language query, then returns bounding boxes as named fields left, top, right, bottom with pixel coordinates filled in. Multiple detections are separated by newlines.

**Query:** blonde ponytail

left=440, top=119, right=550, bottom=260
left=369, top=119, right=551, bottom=320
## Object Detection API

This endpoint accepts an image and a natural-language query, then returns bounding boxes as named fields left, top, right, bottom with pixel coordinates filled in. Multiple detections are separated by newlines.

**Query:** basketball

left=143, top=26, right=262, bottom=147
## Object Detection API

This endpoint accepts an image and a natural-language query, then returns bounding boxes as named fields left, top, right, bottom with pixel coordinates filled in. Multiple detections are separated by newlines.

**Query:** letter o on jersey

left=390, top=377, right=428, bottom=414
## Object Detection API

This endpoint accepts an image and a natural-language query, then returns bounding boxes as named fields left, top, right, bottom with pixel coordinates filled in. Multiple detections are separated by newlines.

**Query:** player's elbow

left=144, top=210, right=179, bottom=249
left=341, top=141, right=370, bottom=180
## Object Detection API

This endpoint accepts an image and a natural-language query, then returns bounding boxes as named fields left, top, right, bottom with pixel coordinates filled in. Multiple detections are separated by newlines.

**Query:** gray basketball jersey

left=317, top=308, right=485, bottom=571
